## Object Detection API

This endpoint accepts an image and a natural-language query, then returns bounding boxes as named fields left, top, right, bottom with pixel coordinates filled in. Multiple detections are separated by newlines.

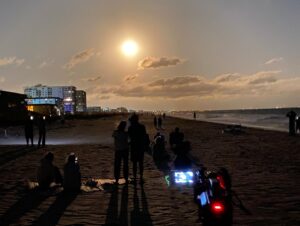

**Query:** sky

left=0, top=0, right=300, bottom=111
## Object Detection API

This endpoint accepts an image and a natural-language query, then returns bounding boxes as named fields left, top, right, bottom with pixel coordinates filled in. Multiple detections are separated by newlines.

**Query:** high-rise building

left=75, top=90, right=87, bottom=112
left=24, top=85, right=77, bottom=114
left=24, top=85, right=51, bottom=98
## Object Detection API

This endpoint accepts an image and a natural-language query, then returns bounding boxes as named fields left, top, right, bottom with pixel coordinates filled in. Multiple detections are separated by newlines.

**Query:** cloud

left=105, top=75, right=216, bottom=98
left=39, top=62, right=47, bottom=68
left=39, top=59, right=54, bottom=69
left=96, top=71, right=285, bottom=99
left=0, top=77, right=5, bottom=83
left=247, top=71, right=279, bottom=85
left=264, top=57, right=283, bottom=65
left=138, top=56, right=184, bottom=70
left=112, top=81, right=216, bottom=98
left=15, top=59, right=25, bottom=66
left=124, top=74, right=139, bottom=82
left=0, top=57, right=16, bottom=66
left=214, top=71, right=279, bottom=85
left=99, top=95, right=111, bottom=100
left=64, top=48, right=95, bottom=70
left=214, top=73, right=240, bottom=83
left=149, top=76, right=202, bottom=87
left=82, top=76, right=102, bottom=82
left=0, top=57, right=25, bottom=67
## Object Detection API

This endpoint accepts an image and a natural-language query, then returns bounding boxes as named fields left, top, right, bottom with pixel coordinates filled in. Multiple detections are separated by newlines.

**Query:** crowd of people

left=112, top=114, right=191, bottom=186
left=34, top=110, right=300, bottom=191
left=35, top=113, right=193, bottom=190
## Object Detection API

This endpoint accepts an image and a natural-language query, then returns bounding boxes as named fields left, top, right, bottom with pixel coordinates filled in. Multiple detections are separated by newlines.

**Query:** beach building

left=116, top=107, right=128, bottom=113
left=87, top=106, right=102, bottom=113
left=24, top=85, right=77, bottom=114
left=0, top=90, right=27, bottom=126
left=25, top=97, right=64, bottom=117
left=75, top=90, right=87, bottom=113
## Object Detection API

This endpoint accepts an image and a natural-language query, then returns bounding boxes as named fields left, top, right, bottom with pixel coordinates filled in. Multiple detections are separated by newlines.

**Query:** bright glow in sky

left=121, top=40, right=138, bottom=57
left=0, top=0, right=300, bottom=111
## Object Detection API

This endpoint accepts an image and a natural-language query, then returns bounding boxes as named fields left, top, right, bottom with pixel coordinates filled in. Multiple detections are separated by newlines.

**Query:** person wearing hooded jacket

left=63, top=153, right=81, bottom=192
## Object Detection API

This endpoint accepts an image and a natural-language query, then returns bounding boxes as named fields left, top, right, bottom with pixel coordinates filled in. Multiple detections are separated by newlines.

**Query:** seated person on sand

left=154, top=132, right=166, bottom=149
left=169, top=127, right=184, bottom=152
left=37, top=152, right=63, bottom=189
left=174, top=141, right=192, bottom=170
left=153, top=132, right=166, bottom=155
left=63, top=153, right=81, bottom=192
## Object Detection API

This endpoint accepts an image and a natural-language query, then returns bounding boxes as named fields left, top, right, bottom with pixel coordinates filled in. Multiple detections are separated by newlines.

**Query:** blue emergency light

left=174, top=171, right=194, bottom=184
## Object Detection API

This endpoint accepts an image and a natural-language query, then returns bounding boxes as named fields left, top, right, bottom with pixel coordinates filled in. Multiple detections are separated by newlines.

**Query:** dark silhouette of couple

left=113, top=114, right=149, bottom=184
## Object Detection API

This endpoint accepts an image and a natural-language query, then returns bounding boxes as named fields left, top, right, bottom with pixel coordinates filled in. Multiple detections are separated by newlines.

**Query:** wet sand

left=0, top=115, right=299, bottom=225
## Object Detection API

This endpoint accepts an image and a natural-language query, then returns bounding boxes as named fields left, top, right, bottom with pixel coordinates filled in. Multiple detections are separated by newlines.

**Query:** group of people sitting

left=169, top=127, right=192, bottom=170
left=152, top=127, right=192, bottom=170
left=37, top=152, right=81, bottom=192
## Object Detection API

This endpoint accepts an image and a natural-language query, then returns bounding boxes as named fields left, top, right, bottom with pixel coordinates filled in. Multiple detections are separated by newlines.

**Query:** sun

left=121, top=40, right=139, bottom=57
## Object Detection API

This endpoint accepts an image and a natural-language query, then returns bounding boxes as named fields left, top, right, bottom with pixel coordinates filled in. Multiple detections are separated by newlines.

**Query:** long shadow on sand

left=131, top=185, right=153, bottom=226
left=0, top=146, right=36, bottom=167
left=33, top=192, right=78, bottom=226
left=104, top=184, right=153, bottom=226
left=104, top=184, right=128, bottom=226
left=0, top=190, right=49, bottom=226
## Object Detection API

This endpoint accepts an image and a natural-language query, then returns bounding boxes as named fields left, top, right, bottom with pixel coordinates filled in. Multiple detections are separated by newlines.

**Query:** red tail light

left=216, top=175, right=226, bottom=190
left=211, top=202, right=224, bottom=214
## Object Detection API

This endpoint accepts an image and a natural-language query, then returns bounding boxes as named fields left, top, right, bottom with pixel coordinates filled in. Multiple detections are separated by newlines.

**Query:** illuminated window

left=27, top=105, right=34, bottom=111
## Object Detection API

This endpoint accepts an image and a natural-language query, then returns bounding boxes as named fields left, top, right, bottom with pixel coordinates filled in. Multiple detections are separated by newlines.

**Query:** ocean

left=170, top=108, right=300, bottom=132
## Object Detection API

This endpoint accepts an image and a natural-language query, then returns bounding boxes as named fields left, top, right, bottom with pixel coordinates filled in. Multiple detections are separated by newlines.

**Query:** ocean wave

left=171, top=111, right=289, bottom=132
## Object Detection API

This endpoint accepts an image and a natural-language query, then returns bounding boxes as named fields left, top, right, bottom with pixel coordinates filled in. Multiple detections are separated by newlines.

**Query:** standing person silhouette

left=157, top=116, right=162, bottom=129
left=128, top=114, right=147, bottom=184
left=286, top=110, right=297, bottom=136
left=112, top=121, right=129, bottom=184
left=38, top=115, right=46, bottom=148
left=24, top=114, right=34, bottom=146
left=296, top=116, right=300, bottom=134
left=153, top=116, right=157, bottom=129
left=169, top=127, right=184, bottom=153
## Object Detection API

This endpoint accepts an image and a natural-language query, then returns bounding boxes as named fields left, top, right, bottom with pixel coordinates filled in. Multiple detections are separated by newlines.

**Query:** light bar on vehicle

left=174, top=171, right=194, bottom=184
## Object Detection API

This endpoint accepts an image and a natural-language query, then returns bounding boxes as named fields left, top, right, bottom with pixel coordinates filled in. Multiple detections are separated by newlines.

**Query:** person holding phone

left=63, top=153, right=81, bottom=192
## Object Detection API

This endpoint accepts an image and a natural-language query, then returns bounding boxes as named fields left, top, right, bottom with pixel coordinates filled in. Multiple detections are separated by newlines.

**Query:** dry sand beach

left=0, top=115, right=299, bottom=226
